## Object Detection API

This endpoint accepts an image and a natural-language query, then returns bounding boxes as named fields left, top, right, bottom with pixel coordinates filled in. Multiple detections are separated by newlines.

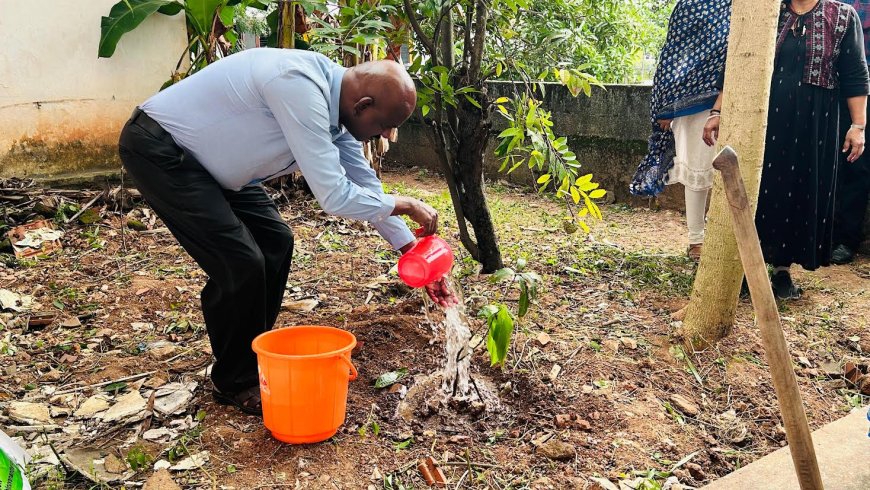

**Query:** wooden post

left=713, top=146, right=824, bottom=490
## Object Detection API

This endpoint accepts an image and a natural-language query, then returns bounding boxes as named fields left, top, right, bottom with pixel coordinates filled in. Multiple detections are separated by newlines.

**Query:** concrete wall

left=0, top=0, right=188, bottom=180
left=386, top=81, right=870, bottom=252
left=385, top=83, right=686, bottom=210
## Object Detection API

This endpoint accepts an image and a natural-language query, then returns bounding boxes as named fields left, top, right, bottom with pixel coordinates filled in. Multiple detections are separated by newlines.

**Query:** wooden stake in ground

left=712, top=146, right=823, bottom=490
left=682, top=0, right=781, bottom=348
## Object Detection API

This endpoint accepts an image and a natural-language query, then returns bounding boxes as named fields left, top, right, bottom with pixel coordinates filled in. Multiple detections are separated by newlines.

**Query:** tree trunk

left=453, top=98, right=503, bottom=273
left=682, top=0, right=781, bottom=349
left=277, top=0, right=296, bottom=49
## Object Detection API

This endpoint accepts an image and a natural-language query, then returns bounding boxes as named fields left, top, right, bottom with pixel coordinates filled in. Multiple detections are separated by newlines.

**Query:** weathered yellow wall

left=0, top=1, right=188, bottom=180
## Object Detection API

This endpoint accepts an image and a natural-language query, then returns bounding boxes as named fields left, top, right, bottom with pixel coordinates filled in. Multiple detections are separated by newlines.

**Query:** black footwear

left=213, top=386, right=262, bottom=416
left=771, top=270, right=802, bottom=300
left=740, top=277, right=750, bottom=298
left=831, top=244, right=856, bottom=265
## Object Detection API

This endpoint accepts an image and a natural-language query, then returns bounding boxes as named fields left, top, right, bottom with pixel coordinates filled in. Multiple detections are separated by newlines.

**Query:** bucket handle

left=340, top=355, right=358, bottom=381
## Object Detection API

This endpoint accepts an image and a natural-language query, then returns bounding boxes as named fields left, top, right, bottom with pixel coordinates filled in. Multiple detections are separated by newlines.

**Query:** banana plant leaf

left=99, top=0, right=175, bottom=58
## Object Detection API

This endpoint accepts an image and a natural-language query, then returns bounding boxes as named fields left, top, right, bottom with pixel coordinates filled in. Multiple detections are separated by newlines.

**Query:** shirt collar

left=329, top=65, right=347, bottom=133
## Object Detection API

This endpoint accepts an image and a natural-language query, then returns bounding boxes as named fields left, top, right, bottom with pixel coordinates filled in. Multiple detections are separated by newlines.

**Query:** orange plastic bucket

left=252, top=326, right=358, bottom=444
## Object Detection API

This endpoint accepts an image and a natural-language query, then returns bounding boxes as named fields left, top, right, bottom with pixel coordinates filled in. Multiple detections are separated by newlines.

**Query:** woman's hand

left=703, top=116, right=720, bottom=147
left=843, top=127, right=865, bottom=163
left=657, top=119, right=673, bottom=131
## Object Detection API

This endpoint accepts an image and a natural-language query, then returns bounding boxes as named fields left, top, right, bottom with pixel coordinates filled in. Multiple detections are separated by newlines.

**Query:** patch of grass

left=317, top=230, right=349, bottom=252
left=569, top=244, right=695, bottom=295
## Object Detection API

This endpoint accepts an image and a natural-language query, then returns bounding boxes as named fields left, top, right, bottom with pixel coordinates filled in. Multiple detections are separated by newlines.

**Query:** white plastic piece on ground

left=0, top=429, right=33, bottom=490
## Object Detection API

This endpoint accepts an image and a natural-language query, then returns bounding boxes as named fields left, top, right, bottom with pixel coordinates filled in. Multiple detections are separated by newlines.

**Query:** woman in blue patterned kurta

left=706, top=0, right=870, bottom=299
left=631, top=0, right=732, bottom=261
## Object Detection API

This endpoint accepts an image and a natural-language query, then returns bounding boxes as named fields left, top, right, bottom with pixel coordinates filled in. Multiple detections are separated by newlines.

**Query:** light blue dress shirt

left=140, top=48, right=414, bottom=250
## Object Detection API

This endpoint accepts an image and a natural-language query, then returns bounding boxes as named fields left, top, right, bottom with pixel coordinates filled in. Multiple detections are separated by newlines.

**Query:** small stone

left=537, top=332, right=552, bottom=346
left=531, top=476, right=554, bottom=488
left=582, top=385, right=594, bottom=394
left=555, top=414, right=572, bottom=428
left=169, top=451, right=209, bottom=471
left=537, top=440, right=575, bottom=461
left=154, top=382, right=197, bottom=415
left=844, top=362, right=861, bottom=384
left=283, top=299, right=319, bottom=313
left=797, top=356, right=812, bottom=368
left=42, top=369, right=62, bottom=382
left=148, top=342, right=177, bottom=361
left=576, top=419, right=592, bottom=431
left=686, top=462, right=707, bottom=481
left=143, top=470, right=181, bottom=490
left=589, top=477, right=620, bottom=490
left=102, top=390, right=148, bottom=423
left=103, top=453, right=127, bottom=474
left=449, top=435, right=470, bottom=444
left=144, top=376, right=168, bottom=389
left=318, top=474, right=331, bottom=483
left=619, top=338, right=638, bottom=350
left=669, top=394, right=700, bottom=416
left=388, top=383, right=407, bottom=397
left=74, top=395, right=111, bottom=418
left=49, top=406, right=71, bottom=418
left=602, top=339, right=620, bottom=354
left=858, top=375, right=870, bottom=396
left=9, top=402, right=52, bottom=425
left=143, top=428, right=175, bottom=442
left=153, top=460, right=171, bottom=471
left=820, top=360, right=841, bottom=377
left=60, top=317, right=81, bottom=328
left=548, top=364, right=562, bottom=382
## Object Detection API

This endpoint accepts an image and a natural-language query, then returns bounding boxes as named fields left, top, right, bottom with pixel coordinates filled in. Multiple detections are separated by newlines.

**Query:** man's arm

left=333, top=132, right=415, bottom=250
left=260, top=76, right=397, bottom=224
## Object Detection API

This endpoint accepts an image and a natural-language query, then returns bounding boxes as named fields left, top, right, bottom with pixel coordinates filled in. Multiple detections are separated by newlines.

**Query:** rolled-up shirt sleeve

left=333, top=132, right=415, bottom=250
left=260, top=75, right=395, bottom=223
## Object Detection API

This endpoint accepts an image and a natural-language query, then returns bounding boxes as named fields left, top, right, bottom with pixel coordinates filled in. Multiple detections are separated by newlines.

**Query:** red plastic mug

left=398, top=235, right=454, bottom=288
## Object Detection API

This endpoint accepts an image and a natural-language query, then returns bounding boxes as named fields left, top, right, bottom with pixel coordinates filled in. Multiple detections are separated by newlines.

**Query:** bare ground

left=1, top=170, right=868, bottom=489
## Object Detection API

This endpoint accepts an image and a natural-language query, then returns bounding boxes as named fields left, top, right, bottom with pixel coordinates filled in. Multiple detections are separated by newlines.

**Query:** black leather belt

left=130, top=107, right=169, bottom=139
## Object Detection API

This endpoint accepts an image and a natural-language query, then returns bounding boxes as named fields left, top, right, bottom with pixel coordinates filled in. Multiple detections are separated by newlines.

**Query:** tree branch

left=469, top=0, right=488, bottom=78
left=402, top=0, right=438, bottom=64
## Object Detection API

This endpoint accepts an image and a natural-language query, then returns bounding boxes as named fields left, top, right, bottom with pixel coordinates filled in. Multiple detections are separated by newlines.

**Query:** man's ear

left=353, top=97, right=374, bottom=116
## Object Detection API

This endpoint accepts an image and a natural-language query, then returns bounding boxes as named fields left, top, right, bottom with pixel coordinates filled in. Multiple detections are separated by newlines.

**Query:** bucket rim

left=251, top=325, right=357, bottom=360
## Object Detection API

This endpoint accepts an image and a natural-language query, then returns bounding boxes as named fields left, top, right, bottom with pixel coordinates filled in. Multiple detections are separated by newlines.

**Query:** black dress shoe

left=831, top=244, right=856, bottom=265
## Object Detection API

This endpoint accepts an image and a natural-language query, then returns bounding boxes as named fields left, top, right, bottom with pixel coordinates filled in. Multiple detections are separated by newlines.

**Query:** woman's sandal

left=212, top=386, right=262, bottom=416
left=771, top=271, right=802, bottom=300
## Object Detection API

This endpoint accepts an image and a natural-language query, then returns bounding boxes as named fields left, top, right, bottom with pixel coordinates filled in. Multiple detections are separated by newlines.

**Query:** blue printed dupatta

left=630, top=0, right=732, bottom=197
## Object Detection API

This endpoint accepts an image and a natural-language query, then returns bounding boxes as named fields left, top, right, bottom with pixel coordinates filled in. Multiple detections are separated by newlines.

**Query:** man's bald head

left=339, top=60, right=417, bottom=141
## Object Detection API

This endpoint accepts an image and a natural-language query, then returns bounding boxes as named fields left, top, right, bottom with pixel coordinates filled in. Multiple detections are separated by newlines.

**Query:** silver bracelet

left=707, top=114, right=721, bottom=122
left=851, top=123, right=866, bottom=131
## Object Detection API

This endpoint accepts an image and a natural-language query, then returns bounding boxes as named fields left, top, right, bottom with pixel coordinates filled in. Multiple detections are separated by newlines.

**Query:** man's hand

left=425, top=276, right=459, bottom=308
left=843, top=127, right=865, bottom=163
left=399, top=241, right=458, bottom=307
left=393, top=196, right=438, bottom=236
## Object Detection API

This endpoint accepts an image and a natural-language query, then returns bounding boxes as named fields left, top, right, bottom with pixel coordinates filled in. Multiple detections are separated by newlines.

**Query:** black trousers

left=119, top=109, right=293, bottom=394
left=836, top=100, right=870, bottom=250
